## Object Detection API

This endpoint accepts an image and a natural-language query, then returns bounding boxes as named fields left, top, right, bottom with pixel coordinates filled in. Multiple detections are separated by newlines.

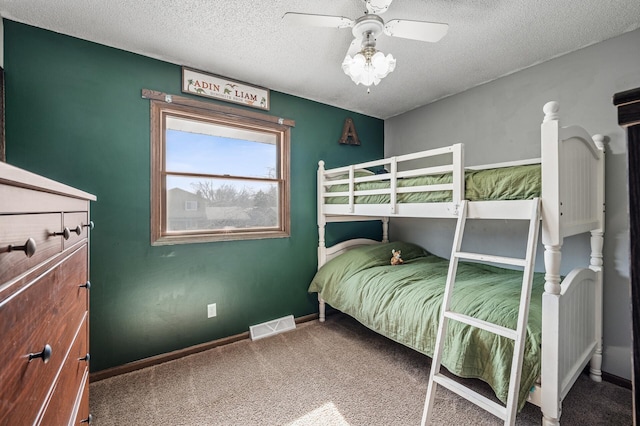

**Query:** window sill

left=151, top=230, right=290, bottom=245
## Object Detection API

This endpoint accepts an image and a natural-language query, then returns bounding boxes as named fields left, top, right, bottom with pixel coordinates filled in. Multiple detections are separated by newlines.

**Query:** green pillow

left=309, top=241, right=428, bottom=293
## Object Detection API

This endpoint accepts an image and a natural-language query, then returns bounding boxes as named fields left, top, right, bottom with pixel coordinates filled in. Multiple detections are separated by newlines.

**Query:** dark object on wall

left=0, top=68, right=5, bottom=162
left=339, top=117, right=361, bottom=145
left=613, top=86, right=640, bottom=426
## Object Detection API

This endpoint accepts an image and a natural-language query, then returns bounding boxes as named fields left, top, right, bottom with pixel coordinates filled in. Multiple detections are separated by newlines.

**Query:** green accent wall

left=3, top=20, right=384, bottom=372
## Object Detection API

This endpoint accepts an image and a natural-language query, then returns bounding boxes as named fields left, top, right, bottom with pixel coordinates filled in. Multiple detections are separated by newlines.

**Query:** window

left=150, top=96, right=292, bottom=245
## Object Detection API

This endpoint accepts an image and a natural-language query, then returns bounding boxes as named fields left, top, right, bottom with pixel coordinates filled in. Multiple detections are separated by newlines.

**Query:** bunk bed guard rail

left=318, top=143, right=464, bottom=216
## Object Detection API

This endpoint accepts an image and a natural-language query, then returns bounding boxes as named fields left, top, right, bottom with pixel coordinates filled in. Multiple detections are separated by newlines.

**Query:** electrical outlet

left=207, top=303, right=217, bottom=318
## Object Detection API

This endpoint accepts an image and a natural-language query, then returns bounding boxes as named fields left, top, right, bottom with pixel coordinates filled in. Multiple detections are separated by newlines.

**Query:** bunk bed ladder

left=421, top=198, right=541, bottom=426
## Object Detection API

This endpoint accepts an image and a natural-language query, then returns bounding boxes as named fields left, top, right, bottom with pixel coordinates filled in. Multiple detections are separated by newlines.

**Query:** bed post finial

left=543, top=101, right=560, bottom=123
left=318, top=160, right=325, bottom=168
left=592, top=134, right=606, bottom=151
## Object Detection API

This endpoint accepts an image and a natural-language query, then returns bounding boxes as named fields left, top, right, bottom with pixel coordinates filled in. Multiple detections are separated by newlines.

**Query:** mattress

left=323, top=164, right=541, bottom=204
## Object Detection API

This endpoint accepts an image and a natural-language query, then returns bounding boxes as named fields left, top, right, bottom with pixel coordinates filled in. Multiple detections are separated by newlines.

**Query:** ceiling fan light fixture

left=342, top=49, right=396, bottom=87
left=283, top=1, right=448, bottom=89
left=371, top=51, right=396, bottom=76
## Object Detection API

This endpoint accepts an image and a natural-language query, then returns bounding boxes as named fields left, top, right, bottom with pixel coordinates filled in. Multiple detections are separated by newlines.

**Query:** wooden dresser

left=0, top=161, right=96, bottom=425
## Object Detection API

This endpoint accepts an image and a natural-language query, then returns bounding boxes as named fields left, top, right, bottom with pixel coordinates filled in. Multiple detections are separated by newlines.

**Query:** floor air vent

left=249, top=315, right=296, bottom=341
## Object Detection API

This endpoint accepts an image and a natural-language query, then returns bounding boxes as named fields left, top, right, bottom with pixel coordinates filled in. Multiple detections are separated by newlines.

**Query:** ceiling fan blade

left=384, top=19, right=449, bottom=42
left=282, top=12, right=353, bottom=29
left=366, top=0, right=394, bottom=14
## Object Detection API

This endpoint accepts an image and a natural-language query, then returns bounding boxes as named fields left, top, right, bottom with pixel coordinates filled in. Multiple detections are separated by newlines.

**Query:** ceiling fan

left=282, top=0, right=449, bottom=88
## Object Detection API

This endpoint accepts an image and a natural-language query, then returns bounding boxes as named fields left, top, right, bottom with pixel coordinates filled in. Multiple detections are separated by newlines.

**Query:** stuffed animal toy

left=391, top=249, right=403, bottom=265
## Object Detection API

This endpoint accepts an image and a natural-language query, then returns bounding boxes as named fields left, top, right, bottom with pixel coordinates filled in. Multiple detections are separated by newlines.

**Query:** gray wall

left=385, top=28, right=640, bottom=380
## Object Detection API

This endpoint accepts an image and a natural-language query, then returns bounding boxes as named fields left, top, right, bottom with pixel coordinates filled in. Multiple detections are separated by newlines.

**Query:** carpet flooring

left=90, top=313, right=631, bottom=425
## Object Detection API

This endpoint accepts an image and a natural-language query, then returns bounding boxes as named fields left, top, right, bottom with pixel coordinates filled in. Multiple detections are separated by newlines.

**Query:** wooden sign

left=339, top=118, right=361, bottom=145
left=182, top=67, right=270, bottom=111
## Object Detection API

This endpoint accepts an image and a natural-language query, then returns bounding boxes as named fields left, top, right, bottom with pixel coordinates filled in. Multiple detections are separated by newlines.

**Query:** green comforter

left=308, top=241, right=544, bottom=410
left=324, top=164, right=541, bottom=204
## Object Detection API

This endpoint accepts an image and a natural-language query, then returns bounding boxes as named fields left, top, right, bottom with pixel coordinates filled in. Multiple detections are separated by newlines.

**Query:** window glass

left=165, top=116, right=278, bottom=178
left=166, top=176, right=279, bottom=231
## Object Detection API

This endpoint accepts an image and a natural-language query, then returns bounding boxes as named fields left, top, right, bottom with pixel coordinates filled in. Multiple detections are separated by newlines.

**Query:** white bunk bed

left=313, top=102, right=605, bottom=425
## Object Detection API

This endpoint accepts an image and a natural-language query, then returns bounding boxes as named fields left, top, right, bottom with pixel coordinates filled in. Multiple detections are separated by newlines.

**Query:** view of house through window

left=151, top=99, right=291, bottom=244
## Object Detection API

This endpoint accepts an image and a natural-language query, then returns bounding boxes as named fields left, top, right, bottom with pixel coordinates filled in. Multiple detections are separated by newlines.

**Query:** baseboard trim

left=601, top=371, right=632, bottom=390
left=89, top=332, right=249, bottom=382
left=90, top=313, right=318, bottom=382
left=580, top=366, right=632, bottom=390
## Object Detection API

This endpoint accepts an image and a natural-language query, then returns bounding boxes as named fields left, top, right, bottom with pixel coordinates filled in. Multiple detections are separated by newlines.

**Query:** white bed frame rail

left=318, top=143, right=464, bottom=219
left=538, top=102, right=605, bottom=425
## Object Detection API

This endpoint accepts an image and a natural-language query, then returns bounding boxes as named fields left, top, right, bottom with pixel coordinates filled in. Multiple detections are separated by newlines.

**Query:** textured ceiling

left=2, top=0, right=640, bottom=119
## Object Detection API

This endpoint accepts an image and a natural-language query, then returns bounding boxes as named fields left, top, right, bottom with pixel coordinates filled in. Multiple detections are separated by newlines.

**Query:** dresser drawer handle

left=79, top=281, right=91, bottom=290
left=80, top=414, right=93, bottom=424
left=8, top=238, right=37, bottom=258
left=28, top=344, right=52, bottom=363
left=84, top=221, right=95, bottom=230
left=79, top=353, right=90, bottom=363
left=53, top=225, right=82, bottom=240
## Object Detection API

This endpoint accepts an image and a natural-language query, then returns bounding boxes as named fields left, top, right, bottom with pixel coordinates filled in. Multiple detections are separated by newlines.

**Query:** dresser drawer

left=40, top=315, right=89, bottom=426
left=63, top=212, right=89, bottom=250
left=0, top=213, right=63, bottom=284
left=73, top=372, right=90, bottom=426
left=0, top=182, right=90, bottom=214
left=0, top=245, right=89, bottom=425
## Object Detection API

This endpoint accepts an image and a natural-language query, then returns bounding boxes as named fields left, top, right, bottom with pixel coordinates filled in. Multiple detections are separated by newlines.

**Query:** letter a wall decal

left=339, top=117, right=361, bottom=146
